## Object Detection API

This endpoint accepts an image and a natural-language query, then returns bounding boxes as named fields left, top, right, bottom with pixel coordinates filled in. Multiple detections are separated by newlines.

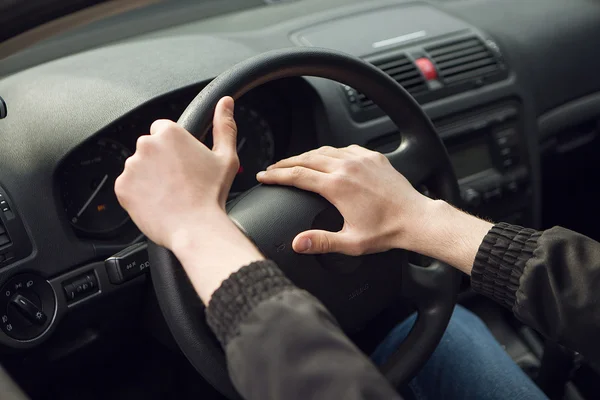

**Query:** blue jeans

left=372, top=305, right=547, bottom=400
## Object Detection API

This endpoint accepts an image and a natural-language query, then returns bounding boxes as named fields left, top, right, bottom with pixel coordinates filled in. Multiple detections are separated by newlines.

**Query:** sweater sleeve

left=206, top=260, right=402, bottom=400
left=471, top=223, right=600, bottom=361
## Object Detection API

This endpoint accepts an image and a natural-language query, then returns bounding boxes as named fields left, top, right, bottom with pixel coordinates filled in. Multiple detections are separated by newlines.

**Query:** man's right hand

left=257, top=145, right=493, bottom=274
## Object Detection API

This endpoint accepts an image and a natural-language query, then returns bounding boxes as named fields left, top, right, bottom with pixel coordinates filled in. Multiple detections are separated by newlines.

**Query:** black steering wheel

left=148, top=47, right=461, bottom=399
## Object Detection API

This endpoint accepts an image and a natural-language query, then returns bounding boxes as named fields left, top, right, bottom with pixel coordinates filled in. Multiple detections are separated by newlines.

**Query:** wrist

left=403, top=199, right=493, bottom=275
left=169, top=211, right=265, bottom=304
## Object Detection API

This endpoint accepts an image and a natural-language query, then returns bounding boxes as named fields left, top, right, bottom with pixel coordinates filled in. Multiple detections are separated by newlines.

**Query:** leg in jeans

left=372, top=305, right=547, bottom=400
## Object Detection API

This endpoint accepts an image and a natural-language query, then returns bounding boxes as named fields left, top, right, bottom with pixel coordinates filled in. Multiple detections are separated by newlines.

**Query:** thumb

left=293, top=230, right=348, bottom=254
left=212, top=96, right=237, bottom=156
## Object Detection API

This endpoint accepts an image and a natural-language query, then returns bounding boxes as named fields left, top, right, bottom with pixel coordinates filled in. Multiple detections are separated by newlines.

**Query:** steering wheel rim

left=148, top=47, right=461, bottom=399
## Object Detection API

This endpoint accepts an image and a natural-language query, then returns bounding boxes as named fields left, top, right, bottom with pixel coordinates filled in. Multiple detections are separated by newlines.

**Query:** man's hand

left=258, top=145, right=492, bottom=274
left=115, top=97, right=239, bottom=249
left=257, top=145, right=433, bottom=255
left=115, top=97, right=264, bottom=304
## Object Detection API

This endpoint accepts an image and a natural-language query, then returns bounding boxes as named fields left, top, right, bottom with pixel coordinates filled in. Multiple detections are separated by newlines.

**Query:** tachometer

left=60, top=139, right=131, bottom=236
left=229, top=105, right=275, bottom=196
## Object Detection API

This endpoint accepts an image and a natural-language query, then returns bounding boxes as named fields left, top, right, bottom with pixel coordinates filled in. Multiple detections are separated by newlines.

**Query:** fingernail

left=295, top=237, right=312, bottom=253
left=256, top=171, right=266, bottom=179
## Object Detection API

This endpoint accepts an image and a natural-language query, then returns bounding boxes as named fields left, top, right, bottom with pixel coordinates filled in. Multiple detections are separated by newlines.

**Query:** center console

left=369, top=100, right=532, bottom=226
left=438, top=101, right=532, bottom=226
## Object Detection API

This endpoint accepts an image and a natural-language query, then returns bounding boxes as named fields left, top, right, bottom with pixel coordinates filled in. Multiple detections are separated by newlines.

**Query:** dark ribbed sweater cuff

left=471, top=223, right=541, bottom=309
left=206, top=260, right=294, bottom=348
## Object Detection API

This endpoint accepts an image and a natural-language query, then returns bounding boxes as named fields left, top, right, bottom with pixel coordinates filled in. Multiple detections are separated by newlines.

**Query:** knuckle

left=348, top=144, right=361, bottom=151
left=150, top=119, right=176, bottom=134
left=300, top=152, right=313, bottom=163
left=290, top=166, right=305, bottom=179
left=114, top=176, right=129, bottom=204
left=123, top=155, right=137, bottom=169
left=318, top=145, right=336, bottom=154
left=318, top=234, right=332, bottom=253
left=136, top=135, right=154, bottom=152
left=369, top=151, right=387, bottom=163
left=341, top=159, right=361, bottom=174
left=225, top=153, right=240, bottom=171
left=328, top=174, right=348, bottom=196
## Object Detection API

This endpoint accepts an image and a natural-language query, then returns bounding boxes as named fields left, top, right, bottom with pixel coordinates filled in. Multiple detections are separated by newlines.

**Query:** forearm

left=170, top=213, right=264, bottom=304
left=206, top=262, right=402, bottom=400
left=404, top=199, right=493, bottom=275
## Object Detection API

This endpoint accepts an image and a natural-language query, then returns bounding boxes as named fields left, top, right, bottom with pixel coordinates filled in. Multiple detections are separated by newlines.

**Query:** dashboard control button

left=0, top=274, right=56, bottom=340
left=483, top=187, right=502, bottom=201
left=105, top=242, right=149, bottom=284
left=63, top=283, right=76, bottom=301
left=62, top=271, right=99, bottom=302
left=461, top=188, right=481, bottom=207
left=10, top=294, right=47, bottom=326
left=505, top=181, right=519, bottom=193
left=415, top=58, right=438, bottom=81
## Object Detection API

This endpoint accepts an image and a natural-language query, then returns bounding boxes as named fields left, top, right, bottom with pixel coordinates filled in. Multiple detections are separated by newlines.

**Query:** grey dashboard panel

left=292, top=4, right=468, bottom=56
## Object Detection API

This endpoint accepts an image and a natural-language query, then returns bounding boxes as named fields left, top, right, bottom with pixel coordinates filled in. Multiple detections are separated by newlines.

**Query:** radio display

left=450, top=141, right=493, bottom=179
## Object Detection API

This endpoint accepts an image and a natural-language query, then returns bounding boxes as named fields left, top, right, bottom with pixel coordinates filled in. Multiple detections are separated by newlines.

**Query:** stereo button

left=461, top=188, right=481, bottom=207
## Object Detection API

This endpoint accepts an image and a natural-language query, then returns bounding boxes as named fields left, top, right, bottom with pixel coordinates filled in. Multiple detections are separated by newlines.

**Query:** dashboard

left=0, top=0, right=599, bottom=358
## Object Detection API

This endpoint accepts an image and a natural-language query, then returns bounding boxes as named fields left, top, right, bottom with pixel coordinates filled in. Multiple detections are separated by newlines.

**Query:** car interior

left=1, top=0, right=600, bottom=399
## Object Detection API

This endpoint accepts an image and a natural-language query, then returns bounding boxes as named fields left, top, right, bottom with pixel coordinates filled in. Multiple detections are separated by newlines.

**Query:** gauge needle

left=76, top=174, right=108, bottom=218
left=236, top=137, right=247, bottom=153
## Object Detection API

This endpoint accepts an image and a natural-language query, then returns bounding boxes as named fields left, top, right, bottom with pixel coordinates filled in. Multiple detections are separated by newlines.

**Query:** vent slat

left=375, top=57, right=412, bottom=71
left=426, top=36, right=501, bottom=85
left=444, top=65, right=499, bottom=83
left=389, top=70, right=421, bottom=83
left=385, top=64, right=419, bottom=77
left=432, top=45, right=486, bottom=63
left=436, top=51, right=490, bottom=69
left=441, top=58, right=496, bottom=77
left=400, top=77, right=427, bottom=88
left=351, top=54, right=427, bottom=109
left=426, top=39, right=482, bottom=57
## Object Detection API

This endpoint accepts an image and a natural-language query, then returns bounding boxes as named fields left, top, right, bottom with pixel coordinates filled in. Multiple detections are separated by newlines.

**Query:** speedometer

left=225, top=105, right=275, bottom=196
left=60, top=139, right=131, bottom=236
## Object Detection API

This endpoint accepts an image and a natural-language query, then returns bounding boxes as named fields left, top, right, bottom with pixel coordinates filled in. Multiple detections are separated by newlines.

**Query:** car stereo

left=367, top=101, right=532, bottom=226
left=438, top=102, right=531, bottom=225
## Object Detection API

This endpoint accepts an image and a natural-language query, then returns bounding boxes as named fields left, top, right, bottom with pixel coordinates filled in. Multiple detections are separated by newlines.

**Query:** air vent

left=355, top=55, right=427, bottom=108
left=426, top=36, right=501, bottom=84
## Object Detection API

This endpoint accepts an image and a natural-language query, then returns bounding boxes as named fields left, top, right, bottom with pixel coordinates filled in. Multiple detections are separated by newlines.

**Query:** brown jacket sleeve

left=206, top=261, right=402, bottom=400
left=471, top=223, right=600, bottom=361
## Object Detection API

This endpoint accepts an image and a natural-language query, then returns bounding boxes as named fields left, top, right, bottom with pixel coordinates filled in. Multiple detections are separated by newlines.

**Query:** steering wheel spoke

left=386, top=136, right=448, bottom=187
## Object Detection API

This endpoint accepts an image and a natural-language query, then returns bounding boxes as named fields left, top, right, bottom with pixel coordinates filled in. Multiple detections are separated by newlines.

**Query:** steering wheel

left=148, top=47, right=461, bottom=399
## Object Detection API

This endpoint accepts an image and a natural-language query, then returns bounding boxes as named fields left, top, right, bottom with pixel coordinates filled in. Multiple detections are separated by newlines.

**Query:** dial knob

left=0, top=274, right=55, bottom=340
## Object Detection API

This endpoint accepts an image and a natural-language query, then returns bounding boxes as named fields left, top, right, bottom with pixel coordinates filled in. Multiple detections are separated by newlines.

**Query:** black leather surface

left=149, top=47, right=461, bottom=397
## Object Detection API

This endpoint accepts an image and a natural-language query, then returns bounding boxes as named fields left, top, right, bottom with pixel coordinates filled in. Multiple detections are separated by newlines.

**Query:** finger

left=292, top=230, right=352, bottom=254
left=267, top=147, right=347, bottom=170
left=150, top=119, right=177, bottom=135
left=212, top=96, right=237, bottom=156
left=256, top=167, right=331, bottom=194
left=266, top=153, right=341, bottom=173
